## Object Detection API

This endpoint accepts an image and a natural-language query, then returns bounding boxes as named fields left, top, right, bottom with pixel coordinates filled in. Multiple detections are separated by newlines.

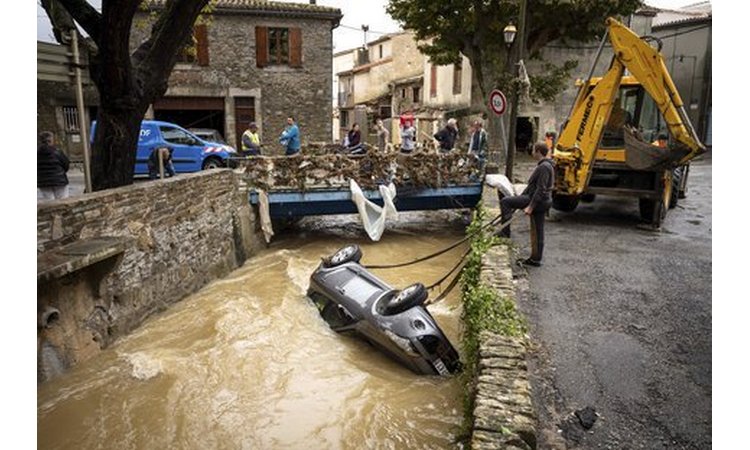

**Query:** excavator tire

left=552, top=194, right=579, bottom=212
left=670, top=166, right=683, bottom=208
left=639, top=198, right=666, bottom=226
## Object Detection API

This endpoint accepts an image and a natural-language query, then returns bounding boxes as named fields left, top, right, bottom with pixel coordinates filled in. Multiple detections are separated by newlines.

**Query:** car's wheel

left=323, top=244, right=362, bottom=268
left=202, top=157, right=224, bottom=170
left=383, top=283, right=428, bottom=315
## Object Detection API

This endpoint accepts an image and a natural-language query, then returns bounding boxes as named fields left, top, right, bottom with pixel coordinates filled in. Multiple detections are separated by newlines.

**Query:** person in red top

left=544, top=131, right=557, bottom=155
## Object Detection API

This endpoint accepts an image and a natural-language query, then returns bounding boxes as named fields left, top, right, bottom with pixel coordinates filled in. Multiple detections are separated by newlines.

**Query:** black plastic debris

left=575, top=406, right=598, bottom=430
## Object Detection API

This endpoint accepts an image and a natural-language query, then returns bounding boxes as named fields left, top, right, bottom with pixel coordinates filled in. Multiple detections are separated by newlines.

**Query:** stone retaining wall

left=471, top=245, right=538, bottom=449
left=37, top=170, right=264, bottom=382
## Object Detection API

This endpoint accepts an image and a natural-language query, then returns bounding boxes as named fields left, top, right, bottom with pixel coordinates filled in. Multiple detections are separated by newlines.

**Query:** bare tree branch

left=50, top=0, right=103, bottom=43
left=132, top=0, right=209, bottom=97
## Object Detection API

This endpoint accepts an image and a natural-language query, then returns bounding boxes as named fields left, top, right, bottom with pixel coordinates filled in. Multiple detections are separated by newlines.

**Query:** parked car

left=90, top=120, right=237, bottom=176
left=307, top=244, right=463, bottom=376
left=189, top=128, right=227, bottom=145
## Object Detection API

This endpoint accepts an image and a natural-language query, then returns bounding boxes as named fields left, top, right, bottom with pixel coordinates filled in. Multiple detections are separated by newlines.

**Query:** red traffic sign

left=489, top=89, right=507, bottom=116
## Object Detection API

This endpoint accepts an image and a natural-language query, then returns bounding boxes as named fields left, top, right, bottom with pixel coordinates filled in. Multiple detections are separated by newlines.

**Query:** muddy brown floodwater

left=38, top=215, right=468, bottom=449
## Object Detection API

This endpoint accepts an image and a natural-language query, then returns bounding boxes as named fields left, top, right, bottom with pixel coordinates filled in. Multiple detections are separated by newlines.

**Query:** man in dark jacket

left=37, top=131, right=70, bottom=200
left=433, top=118, right=458, bottom=153
left=148, top=146, right=176, bottom=179
left=497, top=142, right=555, bottom=266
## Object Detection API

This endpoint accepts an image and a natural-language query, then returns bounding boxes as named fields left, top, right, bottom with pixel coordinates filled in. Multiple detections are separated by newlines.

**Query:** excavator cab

left=577, top=77, right=669, bottom=161
left=552, top=18, right=706, bottom=228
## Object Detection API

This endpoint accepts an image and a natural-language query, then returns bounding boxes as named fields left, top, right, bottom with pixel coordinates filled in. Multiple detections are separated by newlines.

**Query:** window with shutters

left=268, top=28, right=289, bottom=65
left=257, top=27, right=302, bottom=68
left=176, top=24, right=209, bottom=66
left=453, top=63, right=462, bottom=95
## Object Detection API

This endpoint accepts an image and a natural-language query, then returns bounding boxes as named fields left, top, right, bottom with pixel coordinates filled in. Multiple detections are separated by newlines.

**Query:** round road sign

left=489, top=89, right=507, bottom=116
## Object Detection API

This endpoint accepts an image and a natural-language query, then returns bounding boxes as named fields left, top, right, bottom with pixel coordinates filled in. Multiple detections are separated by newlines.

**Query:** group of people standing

left=37, top=115, right=557, bottom=268
left=240, top=116, right=301, bottom=157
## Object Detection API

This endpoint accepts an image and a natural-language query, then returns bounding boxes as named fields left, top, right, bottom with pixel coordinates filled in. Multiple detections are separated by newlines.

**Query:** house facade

left=37, top=41, right=99, bottom=161
left=131, top=0, right=342, bottom=153
left=335, top=31, right=424, bottom=144
left=38, top=1, right=341, bottom=159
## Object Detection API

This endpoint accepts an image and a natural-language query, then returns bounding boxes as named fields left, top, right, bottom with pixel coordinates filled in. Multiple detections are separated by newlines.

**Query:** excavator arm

left=554, top=17, right=706, bottom=196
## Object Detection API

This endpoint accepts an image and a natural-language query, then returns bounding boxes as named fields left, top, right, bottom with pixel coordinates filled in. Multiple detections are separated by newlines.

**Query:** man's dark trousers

left=499, top=195, right=551, bottom=262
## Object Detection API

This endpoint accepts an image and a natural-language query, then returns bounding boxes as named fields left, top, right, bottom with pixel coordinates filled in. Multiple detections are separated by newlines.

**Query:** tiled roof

left=648, top=1, right=711, bottom=28
left=143, top=1, right=341, bottom=18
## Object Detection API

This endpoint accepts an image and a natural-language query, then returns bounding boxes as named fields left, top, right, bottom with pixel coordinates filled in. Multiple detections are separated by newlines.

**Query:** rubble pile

left=242, top=149, right=481, bottom=191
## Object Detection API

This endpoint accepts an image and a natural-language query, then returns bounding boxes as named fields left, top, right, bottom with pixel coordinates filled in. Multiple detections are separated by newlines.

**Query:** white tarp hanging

left=257, top=189, right=274, bottom=243
left=485, top=174, right=527, bottom=197
left=349, top=180, right=398, bottom=241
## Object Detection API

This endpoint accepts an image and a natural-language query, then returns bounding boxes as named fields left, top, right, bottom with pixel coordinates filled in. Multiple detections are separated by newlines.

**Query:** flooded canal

left=38, top=215, right=468, bottom=449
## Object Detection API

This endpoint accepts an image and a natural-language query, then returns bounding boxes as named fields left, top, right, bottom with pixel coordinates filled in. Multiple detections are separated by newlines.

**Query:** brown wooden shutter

left=430, top=64, right=437, bottom=97
left=195, top=24, right=209, bottom=66
left=256, top=26, right=268, bottom=68
left=289, top=28, right=302, bottom=68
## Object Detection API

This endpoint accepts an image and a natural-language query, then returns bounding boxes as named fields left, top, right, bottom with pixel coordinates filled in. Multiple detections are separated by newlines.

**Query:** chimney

left=310, top=0, right=317, bottom=4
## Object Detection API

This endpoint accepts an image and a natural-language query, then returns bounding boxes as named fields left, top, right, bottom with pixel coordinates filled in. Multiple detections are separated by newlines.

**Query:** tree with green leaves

left=386, top=0, right=642, bottom=159
left=41, top=0, right=212, bottom=191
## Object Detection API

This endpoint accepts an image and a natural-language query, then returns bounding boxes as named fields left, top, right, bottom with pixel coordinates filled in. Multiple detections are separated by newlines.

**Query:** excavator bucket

left=623, top=127, right=691, bottom=171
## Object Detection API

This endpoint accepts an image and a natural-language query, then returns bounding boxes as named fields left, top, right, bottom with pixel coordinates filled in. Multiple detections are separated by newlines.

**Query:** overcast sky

left=36, top=0, right=703, bottom=51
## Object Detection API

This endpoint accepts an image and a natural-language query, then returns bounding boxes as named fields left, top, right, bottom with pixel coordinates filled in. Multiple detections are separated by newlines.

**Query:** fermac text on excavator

left=552, top=17, right=706, bottom=227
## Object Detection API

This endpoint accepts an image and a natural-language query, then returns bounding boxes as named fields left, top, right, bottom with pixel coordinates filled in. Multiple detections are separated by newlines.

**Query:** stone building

left=335, top=31, right=424, bottom=144
left=133, top=0, right=342, bottom=153
left=37, top=0, right=342, bottom=160
left=37, top=41, right=99, bottom=161
left=652, top=3, right=712, bottom=146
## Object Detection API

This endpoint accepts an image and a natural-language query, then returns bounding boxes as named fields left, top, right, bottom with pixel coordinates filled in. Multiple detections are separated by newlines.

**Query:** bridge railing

left=237, top=146, right=483, bottom=192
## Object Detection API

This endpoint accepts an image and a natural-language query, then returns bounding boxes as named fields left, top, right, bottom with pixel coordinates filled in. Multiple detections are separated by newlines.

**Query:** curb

left=470, top=243, right=537, bottom=449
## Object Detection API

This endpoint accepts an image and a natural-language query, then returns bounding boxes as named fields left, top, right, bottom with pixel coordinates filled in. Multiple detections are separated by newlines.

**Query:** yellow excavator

left=552, top=17, right=706, bottom=227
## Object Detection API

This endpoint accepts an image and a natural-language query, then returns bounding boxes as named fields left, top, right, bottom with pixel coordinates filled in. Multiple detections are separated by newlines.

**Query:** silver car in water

left=307, top=244, right=462, bottom=376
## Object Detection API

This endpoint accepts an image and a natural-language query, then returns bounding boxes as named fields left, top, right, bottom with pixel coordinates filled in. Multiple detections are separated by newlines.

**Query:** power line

left=546, top=23, right=710, bottom=50
left=337, top=23, right=395, bottom=35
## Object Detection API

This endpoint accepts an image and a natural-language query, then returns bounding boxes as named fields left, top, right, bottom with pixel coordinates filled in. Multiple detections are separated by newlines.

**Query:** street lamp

left=503, top=23, right=517, bottom=71
left=503, top=23, right=517, bottom=47
left=504, top=0, right=527, bottom=179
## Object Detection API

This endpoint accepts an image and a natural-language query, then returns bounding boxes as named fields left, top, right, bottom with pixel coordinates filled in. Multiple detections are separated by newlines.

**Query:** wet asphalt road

left=502, top=154, right=712, bottom=449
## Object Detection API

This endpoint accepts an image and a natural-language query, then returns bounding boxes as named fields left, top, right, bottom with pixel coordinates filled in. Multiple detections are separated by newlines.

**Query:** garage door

left=153, top=96, right=226, bottom=143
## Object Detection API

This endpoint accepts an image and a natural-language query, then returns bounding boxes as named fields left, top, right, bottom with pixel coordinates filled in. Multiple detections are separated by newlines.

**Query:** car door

left=158, top=125, right=204, bottom=172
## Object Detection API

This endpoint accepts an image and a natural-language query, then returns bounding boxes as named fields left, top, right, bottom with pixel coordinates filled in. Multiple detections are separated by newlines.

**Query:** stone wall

left=37, top=170, right=263, bottom=382
left=471, top=245, right=538, bottom=449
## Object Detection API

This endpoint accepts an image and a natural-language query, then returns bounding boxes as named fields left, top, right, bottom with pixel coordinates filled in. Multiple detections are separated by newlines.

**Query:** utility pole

left=505, top=0, right=528, bottom=180
left=70, top=29, right=92, bottom=193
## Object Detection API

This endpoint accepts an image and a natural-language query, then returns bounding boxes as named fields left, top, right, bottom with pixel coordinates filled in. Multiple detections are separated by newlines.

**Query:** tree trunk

left=91, top=102, right=150, bottom=190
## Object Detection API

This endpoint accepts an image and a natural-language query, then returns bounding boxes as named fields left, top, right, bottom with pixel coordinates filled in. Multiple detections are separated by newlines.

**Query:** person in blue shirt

left=279, top=116, right=301, bottom=156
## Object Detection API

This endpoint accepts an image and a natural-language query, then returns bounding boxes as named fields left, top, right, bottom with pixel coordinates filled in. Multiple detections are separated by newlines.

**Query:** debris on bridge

left=241, top=146, right=482, bottom=191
